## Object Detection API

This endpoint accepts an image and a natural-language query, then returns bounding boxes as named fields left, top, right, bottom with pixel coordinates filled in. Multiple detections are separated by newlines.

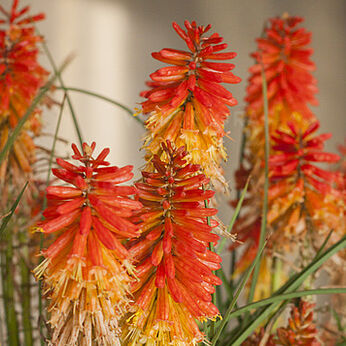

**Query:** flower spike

left=142, top=20, right=241, bottom=189
left=123, top=140, right=222, bottom=345
left=246, top=15, right=318, bottom=120
left=34, top=142, right=142, bottom=346
left=0, top=0, right=49, bottom=187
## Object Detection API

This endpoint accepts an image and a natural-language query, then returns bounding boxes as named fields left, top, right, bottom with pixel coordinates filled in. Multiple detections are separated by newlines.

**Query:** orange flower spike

left=34, top=142, right=142, bottom=346
left=0, top=0, right=49, bottom=188
left=246, top=15, right=318, bottom=119
left=0, top=0, right=48, bottom=123
left=123, top=140, right=222, bottom=345
left=142, top=20, right=241, bottom=188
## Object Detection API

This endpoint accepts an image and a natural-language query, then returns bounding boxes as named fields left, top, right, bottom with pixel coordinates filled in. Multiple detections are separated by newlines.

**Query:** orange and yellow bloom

left=123, top=141, right=221, bottom=345
left=142, top=20, right=241, bottom=188
left=0, top=0, right=48, bottom=186
left=34, top=142, right=142, bottom=345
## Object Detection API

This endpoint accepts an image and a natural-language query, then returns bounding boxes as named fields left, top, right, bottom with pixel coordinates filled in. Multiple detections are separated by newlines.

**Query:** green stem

left=230, top=236, right=346, bottom=345
left=211, top=241, right=267, bottom=345
left=228, top=287, right=346, bottom=320
left=204, top=196, right=216, bottom=338
left=246, top=65, right=269, bottom=305
left=18, top=231, right=33, bottom=346
left=35, top=25, right=83, bottom=148
left=1, top=227, right=20, bottom=345
left=56, top=87, right=145, bottom=125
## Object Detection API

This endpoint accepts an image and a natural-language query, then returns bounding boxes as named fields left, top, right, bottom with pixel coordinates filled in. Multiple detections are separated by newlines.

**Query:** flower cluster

left=230, top=14, right=344, bottom=300
left=123, top=140, right=222, bottom=345
left=0, top=0, right=48, bottom=186
left=141, top=20, right=241, bottom=188
left=34, top=143, right=142, bottom=345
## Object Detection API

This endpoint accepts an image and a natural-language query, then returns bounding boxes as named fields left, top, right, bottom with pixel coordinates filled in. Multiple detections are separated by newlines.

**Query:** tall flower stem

left=18, top=230, right=33, bottom=346
left=247, top=65, right=269, bottom=305
left=1, top=225, right=20, bottom=345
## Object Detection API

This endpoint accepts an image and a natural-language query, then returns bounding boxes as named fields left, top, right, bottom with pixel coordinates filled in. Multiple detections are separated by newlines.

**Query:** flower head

left=246, top=15, right=318, bottom=120
left=0, top=0, right=49, bottom=187
left=34, top=142, right=142, bottom=345
left=123, top=140, right=222, bottom=345
left=142, top=20, right=241, bottom=188
left=0, top=0, right=48, bottom=124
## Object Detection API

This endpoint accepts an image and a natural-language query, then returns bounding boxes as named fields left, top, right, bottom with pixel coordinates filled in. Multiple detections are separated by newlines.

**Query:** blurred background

left=6, top=0, right=346, bottom=212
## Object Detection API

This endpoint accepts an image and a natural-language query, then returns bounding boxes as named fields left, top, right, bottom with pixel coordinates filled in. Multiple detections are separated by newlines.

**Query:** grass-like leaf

left=226, top=287, right=346, bottom=319
left=217, top=176, right=250, bottom=255
left=0, top=182, right=28, bottom=238
left=211, top=241, right=267, bottom=345
left=35, top=24, right=84, bottom=148
left=57, top=86, right=145, bottom=125
left=229, top=235, right=346, bottom=345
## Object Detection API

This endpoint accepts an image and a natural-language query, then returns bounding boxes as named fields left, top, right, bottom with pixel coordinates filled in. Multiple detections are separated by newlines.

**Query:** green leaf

left=230, top=236, right=346, bottom=345
left=211, top=241, right=267, bottom=345
left=57, top=87, right=145, bottom=125
left=217, top=176, right=250, bottom=255
left=0, top=182, right=28, bottom=237
left=35, top=23, right=84, bottom=148
left=226, top=287, right=346, bottom=319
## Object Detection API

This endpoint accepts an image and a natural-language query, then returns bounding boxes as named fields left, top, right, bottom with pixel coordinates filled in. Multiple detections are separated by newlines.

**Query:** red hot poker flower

left=0, top=0, right=48, bottom=124
left=0, top=0, right=49, bottom=188
left=246, top=15, right=318, bottom=120
left=123, top=141, right=222, bottom=345
left=142, top=20, right=241, bottom=188
left=34, top=142, right=142, bottom=346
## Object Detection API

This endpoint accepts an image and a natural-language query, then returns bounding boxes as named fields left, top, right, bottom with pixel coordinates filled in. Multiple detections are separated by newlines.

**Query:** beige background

left=6, top=0, right=346, bottom=210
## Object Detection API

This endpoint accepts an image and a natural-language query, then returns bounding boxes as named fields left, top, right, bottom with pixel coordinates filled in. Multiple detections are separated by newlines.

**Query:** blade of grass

left=246, top=64, right=270, bottom=306
left=35, top=24, right=83, bottom=148
left=226, top=287, right=346, bottom=319
left=230, top=236, right=346, bottom=345
left=56, top=87, right=145, bottom=125
left=211, top=240, right=267, bottom=345
left=18, top=229, right=33, bottom=346
left=217, top=176, right=250, bottom=255
left=0, top=183, right=27, bottom=345
left=315, top=229, right=334, bottom=259
left=0, top=182, right=28, bottom=237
